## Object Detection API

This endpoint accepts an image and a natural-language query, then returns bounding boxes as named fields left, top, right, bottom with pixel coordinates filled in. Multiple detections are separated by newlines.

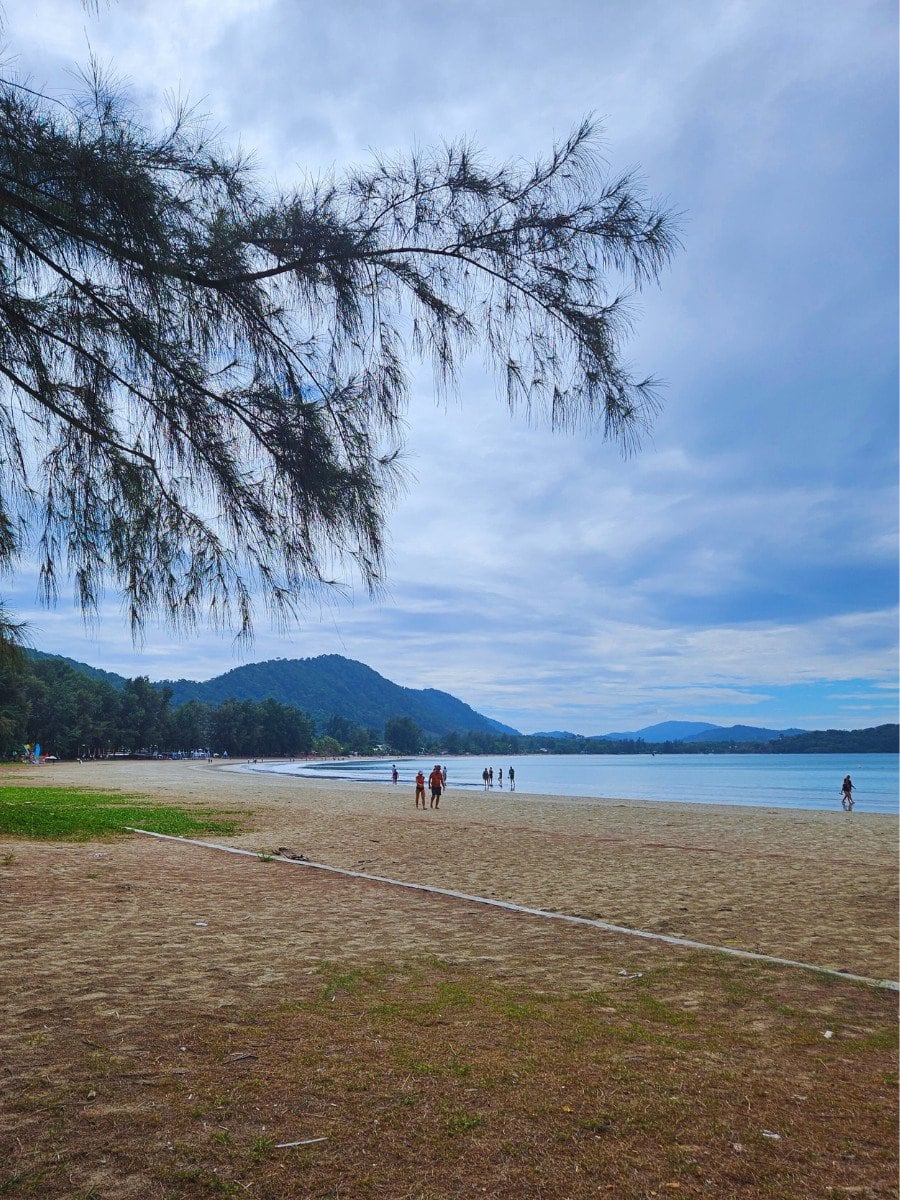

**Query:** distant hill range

left=25, top=650, right=518, bottom=739
left=597, top=720, right=807, bottom=744
left=24, top=650, right=897, bottom=751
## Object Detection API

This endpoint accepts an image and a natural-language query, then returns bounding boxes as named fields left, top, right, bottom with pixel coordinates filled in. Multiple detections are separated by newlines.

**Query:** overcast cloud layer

left=4, top=0, right=897, bottom=733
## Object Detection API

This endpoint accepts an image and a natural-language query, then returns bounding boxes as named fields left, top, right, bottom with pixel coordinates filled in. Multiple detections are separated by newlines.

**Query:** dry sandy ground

left=0, top=760, right=897, bottom=1199
left=5, top=757, right=897, bottom=981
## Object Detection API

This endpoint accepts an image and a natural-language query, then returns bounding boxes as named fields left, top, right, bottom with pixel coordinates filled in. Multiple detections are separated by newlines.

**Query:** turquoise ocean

left=246, top=753, right=898, bottom=814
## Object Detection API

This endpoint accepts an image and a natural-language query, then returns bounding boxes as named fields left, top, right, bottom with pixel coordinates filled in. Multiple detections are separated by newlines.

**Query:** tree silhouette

left=0, top=53, right=679, bottom=638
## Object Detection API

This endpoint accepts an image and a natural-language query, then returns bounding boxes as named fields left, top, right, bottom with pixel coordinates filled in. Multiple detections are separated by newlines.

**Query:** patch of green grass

left=445, top=1111, right=483, bottom=1137
left=317, top=964, right=366, bottom=1002
left=0, top=786, right=242, bottom=841
left=369, top=979, right=477, bottom=1025
left=498, top=996, right=545, bottom=1022
left=435, top=981, right=476, bottom=1010
left=392, top=1049, right=442, bottom=1077
left=1, top=1172, right=30, bottom=1193
left=847, top=1027, right=899, bottom=1054
left=445, top=1053, right=472, bottom=1078
left=630, top=988, right=698, bottom=1027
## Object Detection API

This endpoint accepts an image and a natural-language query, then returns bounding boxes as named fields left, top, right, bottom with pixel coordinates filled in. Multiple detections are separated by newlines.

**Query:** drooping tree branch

left=0, top=64, right=679, bottom=638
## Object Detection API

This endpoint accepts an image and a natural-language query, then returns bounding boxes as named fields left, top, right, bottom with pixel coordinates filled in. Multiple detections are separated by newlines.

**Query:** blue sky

left=4, top=0, right=898, bottom=734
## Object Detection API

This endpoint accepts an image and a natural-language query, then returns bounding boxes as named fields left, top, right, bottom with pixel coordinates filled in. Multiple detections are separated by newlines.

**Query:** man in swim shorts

left=415, top=770, right=427, bottom=809
left=428, top=764, right=443, bottom=809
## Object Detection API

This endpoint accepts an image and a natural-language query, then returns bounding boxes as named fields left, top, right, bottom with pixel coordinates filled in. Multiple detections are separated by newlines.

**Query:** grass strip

left=0, top=786, right=242, bottom=841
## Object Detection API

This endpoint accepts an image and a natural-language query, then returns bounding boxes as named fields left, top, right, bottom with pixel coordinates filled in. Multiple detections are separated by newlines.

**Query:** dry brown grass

left=1, top=955, right=896, bottom=1199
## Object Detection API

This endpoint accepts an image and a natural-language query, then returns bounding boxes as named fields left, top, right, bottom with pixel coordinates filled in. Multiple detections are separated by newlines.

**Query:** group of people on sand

left=394, top=760, right=522, bottom=808
left=482, top=765, right=515, bottom=790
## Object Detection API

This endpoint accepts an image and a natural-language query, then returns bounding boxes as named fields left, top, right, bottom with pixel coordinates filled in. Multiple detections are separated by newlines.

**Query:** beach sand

left=4, top=757, right=896, bottom=982
left=2, top=758, right=897, bottom=1198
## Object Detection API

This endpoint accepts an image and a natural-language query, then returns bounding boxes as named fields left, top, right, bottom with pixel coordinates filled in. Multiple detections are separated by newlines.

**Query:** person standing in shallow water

left=841, top=775, right=855, bottom=810
left=509, top=766, right=515, bottom=790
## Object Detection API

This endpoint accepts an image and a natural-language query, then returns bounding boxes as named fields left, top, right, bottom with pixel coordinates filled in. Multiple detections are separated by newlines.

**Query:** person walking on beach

left=509, top=766, right=515, bottom=790
left=482, top=767, right=489, bottom=790
left=415, top=770, right=427, bottom=809
left=841, top=775, right=855, bottom=810
left=441, top=766, right=447, bottom=787
left=392, top=764, right=399, bottom=785
left=429, top=764, right=444, bottom=809
left=488, top=766, right=493, bottom=787
left=498, top=767, right=503, bottom=787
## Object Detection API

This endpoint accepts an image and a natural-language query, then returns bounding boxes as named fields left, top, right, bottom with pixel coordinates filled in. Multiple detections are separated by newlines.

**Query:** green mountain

left=159, top=655, right=519, bottom=738
left=758, top=725, right=899, bottom=754
left=26, top=650, right=518, bottom=739
left=25, top=649, right=128, bottom=690
left=680, top=723, right=807, bottom=744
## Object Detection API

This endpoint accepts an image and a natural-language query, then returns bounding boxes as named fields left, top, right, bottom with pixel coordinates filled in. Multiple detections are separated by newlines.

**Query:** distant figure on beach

left=429, top=764, right=444, bottom=809
left=392, top=764, right=399, bottom=785
left=841, top=775, right=855, bottom=810
left=482, top=767, right=489, bottom=790
left=509, top=766, right=515, bottom=790
left=441, top=766, right=447, bottom=787
left=415, top=770, right=427, bottom=809
left=498, top=767, right=503, bottom=787
left=488, top=767, right=493, bottom=787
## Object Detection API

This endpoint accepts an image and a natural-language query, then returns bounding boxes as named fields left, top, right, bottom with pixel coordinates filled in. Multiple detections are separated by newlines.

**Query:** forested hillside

left=4, top=657, right=316, bottom=758
left=158, top=655, right=518, bottom=737
left=7, top=651, right=896, bottom=760
left=761, top=725, right=899, bottom=754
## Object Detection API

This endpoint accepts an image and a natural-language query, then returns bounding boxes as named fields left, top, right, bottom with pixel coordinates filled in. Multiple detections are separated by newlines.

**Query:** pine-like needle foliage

left=0, top=69, right=679, bottom=638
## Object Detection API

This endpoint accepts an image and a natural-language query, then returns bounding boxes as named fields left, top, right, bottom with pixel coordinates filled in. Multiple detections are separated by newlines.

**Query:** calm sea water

left=244, top=753, right=898, bottom=814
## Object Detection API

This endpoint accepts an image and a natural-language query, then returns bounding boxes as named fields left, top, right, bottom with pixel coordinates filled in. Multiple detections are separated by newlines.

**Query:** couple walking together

left=416, top=764, right=445, bottom=809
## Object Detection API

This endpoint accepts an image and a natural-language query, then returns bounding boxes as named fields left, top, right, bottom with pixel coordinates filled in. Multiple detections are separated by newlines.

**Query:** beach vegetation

left=0, top=784, right=242, bottom=840
left=1, top=653, right=317, bottom=759
left=384, top=714, right=422, bottom=755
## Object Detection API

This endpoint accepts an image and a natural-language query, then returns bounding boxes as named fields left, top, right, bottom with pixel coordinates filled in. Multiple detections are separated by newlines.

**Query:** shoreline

left=227, top=753, right=899, bottom=816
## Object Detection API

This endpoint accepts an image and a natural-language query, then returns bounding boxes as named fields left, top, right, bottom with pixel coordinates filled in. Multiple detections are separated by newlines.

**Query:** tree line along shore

left=2, top=654, right=896, bottom=762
